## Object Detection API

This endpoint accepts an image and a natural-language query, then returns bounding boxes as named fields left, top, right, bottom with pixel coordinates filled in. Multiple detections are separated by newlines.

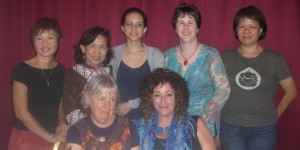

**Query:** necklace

left=38, top=63, right=53, bottom=86
left=179, top=43, right=200, bottom=65
left=155, top=126, right=170, bottom=133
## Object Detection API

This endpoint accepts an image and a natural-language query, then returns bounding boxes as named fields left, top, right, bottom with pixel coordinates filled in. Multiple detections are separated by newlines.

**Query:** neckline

left=23, top=62, right=57, bottom=70
left=120, top=59, right=148, bottom=69
left=236, top=47, right=264, bottom=59
left=89, top=115, right=117, bottom=129
left=179, top=43, right=200, bottom=66
left=83, top=62, right=101, bottom=70
left=175, top=45, right=203, bottom=73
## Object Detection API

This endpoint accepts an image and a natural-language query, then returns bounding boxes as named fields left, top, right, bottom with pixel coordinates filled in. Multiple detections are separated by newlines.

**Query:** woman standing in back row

left=220, top=6, right=297, bottom=150
left=110, top=7, right=164, bottom=121
left=9, top=17, right=68, bottom=150
left=62, top=26, right=113, bottom=126
left=164, top=3, right=230, bottom=146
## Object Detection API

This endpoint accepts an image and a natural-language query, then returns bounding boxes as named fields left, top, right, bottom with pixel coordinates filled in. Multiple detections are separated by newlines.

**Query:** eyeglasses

left=125, top=21, right=144, bottom=29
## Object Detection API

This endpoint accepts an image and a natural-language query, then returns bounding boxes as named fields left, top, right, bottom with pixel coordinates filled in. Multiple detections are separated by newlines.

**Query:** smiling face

left=236, top=18, right=262, bottom=46
left=33, top=29, right=60, bottom=58
left=89, top=90, right=117, bottom=127
left=152, top=83, right=176, bottom=118
left=175, top=14, right=199, bottom=43
left=80, top=35, right=108, bottom=68
left=121, top=12, right=147, bottom=41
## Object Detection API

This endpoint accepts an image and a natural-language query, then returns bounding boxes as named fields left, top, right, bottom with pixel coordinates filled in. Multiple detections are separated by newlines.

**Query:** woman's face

left=121, top=12, right=147, bottom=41
left=80, top=35, right=108, bottom=68
left=175, top=14, right=199, bottom=43
left=89, top=90, right=117, bottom=127
left=236, top=18, right=262, bottom=46
left=152, top=83, right=176, bottom=118
left=33, top=29, right=60, bottom=58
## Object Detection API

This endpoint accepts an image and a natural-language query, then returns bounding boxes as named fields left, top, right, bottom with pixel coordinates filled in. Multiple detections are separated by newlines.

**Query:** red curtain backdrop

left=1, top=0, right=299, bottom=149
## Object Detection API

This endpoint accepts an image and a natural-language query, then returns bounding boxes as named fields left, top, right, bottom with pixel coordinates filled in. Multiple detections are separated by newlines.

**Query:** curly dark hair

left=74, top=26, right=113, bottom=66
left=139, top=68, right=189, bottom=122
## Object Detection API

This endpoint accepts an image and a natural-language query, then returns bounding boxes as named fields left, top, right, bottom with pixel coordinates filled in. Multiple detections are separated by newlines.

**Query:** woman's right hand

left=48, top=133, right=61, bottom=143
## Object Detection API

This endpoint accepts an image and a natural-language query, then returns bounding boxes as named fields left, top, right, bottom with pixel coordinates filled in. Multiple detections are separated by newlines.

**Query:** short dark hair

left=74, top=26, right=113, bottom=66
left=233, top=6, right=267, bottom=41
left=30, top=17, right=62, bottom=47
left=121, top=7, right=148, bottom=28
left=139, top=68, right=189, bottom=122
left=172, top=3, right=201, bottom=29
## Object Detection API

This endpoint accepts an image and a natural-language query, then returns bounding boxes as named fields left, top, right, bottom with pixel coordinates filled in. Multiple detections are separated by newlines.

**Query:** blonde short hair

left=81, top=74, right=119, bottom=109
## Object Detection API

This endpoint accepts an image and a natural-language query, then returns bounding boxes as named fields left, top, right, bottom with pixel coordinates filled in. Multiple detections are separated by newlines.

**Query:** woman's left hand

left=117, top=102, right=132, bottom=116
left=56, top=122, right=69, bottom=142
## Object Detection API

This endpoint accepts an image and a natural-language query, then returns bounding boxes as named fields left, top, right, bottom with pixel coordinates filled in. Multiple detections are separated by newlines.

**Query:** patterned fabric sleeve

left=66, top=109, right=85, bottom=126
left=202, top=52, right=230, bottom=135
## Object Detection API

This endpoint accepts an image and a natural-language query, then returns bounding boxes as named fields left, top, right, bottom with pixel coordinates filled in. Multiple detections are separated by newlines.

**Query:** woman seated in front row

left=136, top=68, right=216, bottom=150
left=65, top=75, right=139, bottom=150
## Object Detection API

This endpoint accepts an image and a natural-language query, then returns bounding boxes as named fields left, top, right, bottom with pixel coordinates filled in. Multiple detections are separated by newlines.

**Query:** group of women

left=8, top=2, right=296, bottom=150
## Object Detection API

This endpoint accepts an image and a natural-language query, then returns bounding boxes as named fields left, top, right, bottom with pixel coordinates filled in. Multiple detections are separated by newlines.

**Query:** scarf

left=137, top=112, right=197, bottom=150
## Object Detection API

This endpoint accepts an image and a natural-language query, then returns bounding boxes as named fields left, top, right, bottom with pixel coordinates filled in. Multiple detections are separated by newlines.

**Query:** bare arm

left=197, top=118, right=217, bottom=150
left=12, top=81, right=60, bottom=143
left=58, top=100, right=67, bottom=124
left=117, top=98, right=140, bottom=116
left=277, top=77, right=297, bottom=118
left=56, top=100, right=69, bottom=141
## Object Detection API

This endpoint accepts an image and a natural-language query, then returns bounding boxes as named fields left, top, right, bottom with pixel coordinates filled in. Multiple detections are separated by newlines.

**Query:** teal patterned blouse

left=164, top=44, right=230, bottom=135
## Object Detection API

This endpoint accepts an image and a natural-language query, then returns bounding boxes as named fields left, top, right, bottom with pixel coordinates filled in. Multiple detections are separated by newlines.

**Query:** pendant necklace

left=179, top=43, right=200, bottom=65
left=155, top=126, right=170, bottom=133
left=38, top=63, right=53, bottom=86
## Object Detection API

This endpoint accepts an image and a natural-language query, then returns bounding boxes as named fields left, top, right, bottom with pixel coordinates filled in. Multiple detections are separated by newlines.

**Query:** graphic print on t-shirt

left=235, top=67, right=261, bottom=90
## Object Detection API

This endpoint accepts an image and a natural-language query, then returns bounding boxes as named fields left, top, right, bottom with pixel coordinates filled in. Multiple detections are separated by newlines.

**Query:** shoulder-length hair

left=74, top=26, right=113, bottom=66
left=233, top=6, right=267, bottom=41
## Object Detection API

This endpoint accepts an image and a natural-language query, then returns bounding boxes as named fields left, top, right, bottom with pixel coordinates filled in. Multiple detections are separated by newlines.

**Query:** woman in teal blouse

left=164, top=3, right=230, bottom=145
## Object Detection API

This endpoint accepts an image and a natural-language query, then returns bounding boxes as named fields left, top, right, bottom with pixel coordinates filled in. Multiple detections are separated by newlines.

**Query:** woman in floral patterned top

left=65, top=75, right=139, bottom=150
left=164, top=3, right=230, bottom=145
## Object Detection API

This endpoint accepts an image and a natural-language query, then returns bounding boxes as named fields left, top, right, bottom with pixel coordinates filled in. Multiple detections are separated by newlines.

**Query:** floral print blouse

left=164, top=44, right=230, bottom=135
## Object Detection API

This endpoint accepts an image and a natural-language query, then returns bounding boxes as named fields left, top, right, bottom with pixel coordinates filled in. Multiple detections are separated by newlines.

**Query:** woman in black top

left=8, top=17, right=68, bottom=150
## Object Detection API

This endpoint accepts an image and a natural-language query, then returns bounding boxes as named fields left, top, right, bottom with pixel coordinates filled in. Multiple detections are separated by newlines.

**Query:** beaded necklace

left=179, top=43, right=200, bottom=66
